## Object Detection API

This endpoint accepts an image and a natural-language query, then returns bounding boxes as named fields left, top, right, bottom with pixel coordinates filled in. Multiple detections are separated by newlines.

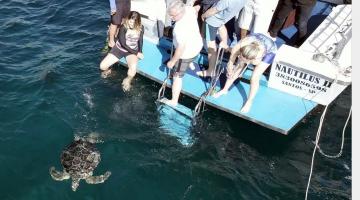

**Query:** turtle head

left=86, top=132, right=102, bottom=144
left=71, top=179, right=80, bottom=191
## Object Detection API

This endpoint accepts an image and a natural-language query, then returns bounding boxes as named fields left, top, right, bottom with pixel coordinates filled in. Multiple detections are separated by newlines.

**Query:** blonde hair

left=123, top=11, right=142, bottom=32
left=238, top=41, right=263, bottom=60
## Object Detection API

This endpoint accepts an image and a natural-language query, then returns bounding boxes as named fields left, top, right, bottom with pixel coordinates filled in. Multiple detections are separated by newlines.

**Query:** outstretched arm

left=201, top=7, right=219, bottom=20
left=241, top=62, right=270, bottom=113
left=138, top=26, right=144, bottom=53
left=228, top=42, right=241, bottom=66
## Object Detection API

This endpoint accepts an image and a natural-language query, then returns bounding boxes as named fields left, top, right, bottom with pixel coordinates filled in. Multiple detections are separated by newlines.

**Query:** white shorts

left=238, top=0, right=279, bottom=34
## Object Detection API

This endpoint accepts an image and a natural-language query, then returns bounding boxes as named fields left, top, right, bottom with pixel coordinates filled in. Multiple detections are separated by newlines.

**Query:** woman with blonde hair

left=100, top=11, right=144, bottom=91
left=212, top=33, right=277, bottom=113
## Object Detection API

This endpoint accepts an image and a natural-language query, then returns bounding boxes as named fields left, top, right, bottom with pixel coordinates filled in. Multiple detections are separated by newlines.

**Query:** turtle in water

left=49, top=135, right=111, bottom=191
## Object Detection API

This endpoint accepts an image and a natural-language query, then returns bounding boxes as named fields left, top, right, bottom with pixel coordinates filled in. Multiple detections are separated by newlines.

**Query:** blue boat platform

left=119, top=37, right=318, bottom=135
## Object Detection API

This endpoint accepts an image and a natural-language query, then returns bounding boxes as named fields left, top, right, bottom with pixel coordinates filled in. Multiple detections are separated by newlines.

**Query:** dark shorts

left=206, top=23, right=218, bottom=41
left=172, top=57, right=196, bottom=78
left=262, top=52, right=276, bottom=64
left=111, top=0, right=130, bottom=25
left=109, top=45, right=131, bottom=59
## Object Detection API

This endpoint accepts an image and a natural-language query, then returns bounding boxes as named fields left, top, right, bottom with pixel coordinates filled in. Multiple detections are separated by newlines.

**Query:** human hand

left=167, top=59, right=176, bottom=69
left=201, top=14, right=206, bottom=21
left=194, top=5, right=200, bottom=13
left=219, top=41, right=229, bottom=50
left=111, top=11, right=116, bottom=15
left=137, top=52, right=144, bottom=60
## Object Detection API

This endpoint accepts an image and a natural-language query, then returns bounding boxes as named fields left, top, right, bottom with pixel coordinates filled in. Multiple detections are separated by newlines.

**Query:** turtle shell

left=60, top=139, right=101, bottom=179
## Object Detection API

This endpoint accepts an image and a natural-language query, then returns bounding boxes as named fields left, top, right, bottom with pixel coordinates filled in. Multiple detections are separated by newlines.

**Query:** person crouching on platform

left=212, top=33, right=277, bottom=113
left=161, top=0, right=203, bottom=107
left=100, top=11, right=144, bottom=92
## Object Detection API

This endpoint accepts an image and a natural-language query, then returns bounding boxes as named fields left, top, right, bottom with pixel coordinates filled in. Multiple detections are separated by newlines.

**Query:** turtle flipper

left=49, top=167, right=70, bottom=181
left=85, top=171, right=111, bottom=184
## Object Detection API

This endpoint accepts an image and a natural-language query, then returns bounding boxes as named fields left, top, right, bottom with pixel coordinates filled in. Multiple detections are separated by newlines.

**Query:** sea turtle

left=49, top=135, right=111, bottom=191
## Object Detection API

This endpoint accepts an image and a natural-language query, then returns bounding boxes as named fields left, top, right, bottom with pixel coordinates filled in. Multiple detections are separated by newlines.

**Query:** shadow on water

left=175, top=94, right=296, bottom=153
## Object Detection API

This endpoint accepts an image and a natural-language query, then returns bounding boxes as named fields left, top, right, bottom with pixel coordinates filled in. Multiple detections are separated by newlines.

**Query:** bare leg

left=218, top=25, right=229, bottom=49
left=207, top=43, right=217, bottom=77
left=99, top=53, right=119, bottom=78
left=212, top=65, right=245, bottom=98
left=240, top=28, right=248, bottom=40
left=108, top=24, right=118, bottom=48
left=122, top=54, right=138, bottom=91
left=197, top=41, right=217, bottom=77
left=240, top=63, right=269, bottom=113
left=85, top=171, right=111, bottom=184
left=212, top=75, right=237, bottom=98
left=240, top=79, right=258, bottom=113
left=162, top=76, right=182, bottom=107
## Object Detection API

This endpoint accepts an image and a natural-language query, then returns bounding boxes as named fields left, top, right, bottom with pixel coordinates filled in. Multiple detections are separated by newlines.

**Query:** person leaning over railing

left=100, top=11, right=144, bottom=92
left=212, top=33, right=277, bottom=113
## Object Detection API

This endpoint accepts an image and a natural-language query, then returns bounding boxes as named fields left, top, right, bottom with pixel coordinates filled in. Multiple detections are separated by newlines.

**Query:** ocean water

left=0, top=0, right=352, bottom=199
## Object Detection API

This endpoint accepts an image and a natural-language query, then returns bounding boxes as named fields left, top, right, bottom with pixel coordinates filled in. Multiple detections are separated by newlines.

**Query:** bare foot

left=122, top=77, right=132, bottom=92
left=240, top=101, right=253, bottom=113
left=212, top=89, right=228, bottom=98
left=160, top=98, right=178, bottom=107
left=101, top=69, right=112, bottom=78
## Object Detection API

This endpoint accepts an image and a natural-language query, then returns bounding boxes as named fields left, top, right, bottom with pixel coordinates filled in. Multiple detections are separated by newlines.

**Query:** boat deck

left=119, top=39, right=317, bottom=134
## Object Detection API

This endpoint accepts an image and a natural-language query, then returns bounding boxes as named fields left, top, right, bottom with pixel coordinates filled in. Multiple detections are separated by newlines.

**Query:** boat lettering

left=275, top=64, right=321, bottom=84
left=275, top=64, right=330, bottom=93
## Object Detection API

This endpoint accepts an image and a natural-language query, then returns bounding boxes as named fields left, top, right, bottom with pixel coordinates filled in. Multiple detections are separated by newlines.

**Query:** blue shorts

left=262, top=53, right=276, bottom=64
left=205, top=23, right=218, bottom=42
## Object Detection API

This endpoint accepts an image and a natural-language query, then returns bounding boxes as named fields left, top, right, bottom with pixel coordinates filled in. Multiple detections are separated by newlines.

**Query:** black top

left=118, top=25, right=144, bottom=54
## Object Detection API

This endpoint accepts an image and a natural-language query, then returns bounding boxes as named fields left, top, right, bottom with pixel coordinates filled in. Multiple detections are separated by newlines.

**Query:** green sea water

left=0, top=0, right=351, bottom=199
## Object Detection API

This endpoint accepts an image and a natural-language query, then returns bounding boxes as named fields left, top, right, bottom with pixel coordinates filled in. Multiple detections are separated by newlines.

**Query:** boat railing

left=194, top=47, right=226, bottom=116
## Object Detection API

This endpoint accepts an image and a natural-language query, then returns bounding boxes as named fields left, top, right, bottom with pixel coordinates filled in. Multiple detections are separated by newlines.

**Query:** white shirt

left=173, top=6, right=203, bottom=59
